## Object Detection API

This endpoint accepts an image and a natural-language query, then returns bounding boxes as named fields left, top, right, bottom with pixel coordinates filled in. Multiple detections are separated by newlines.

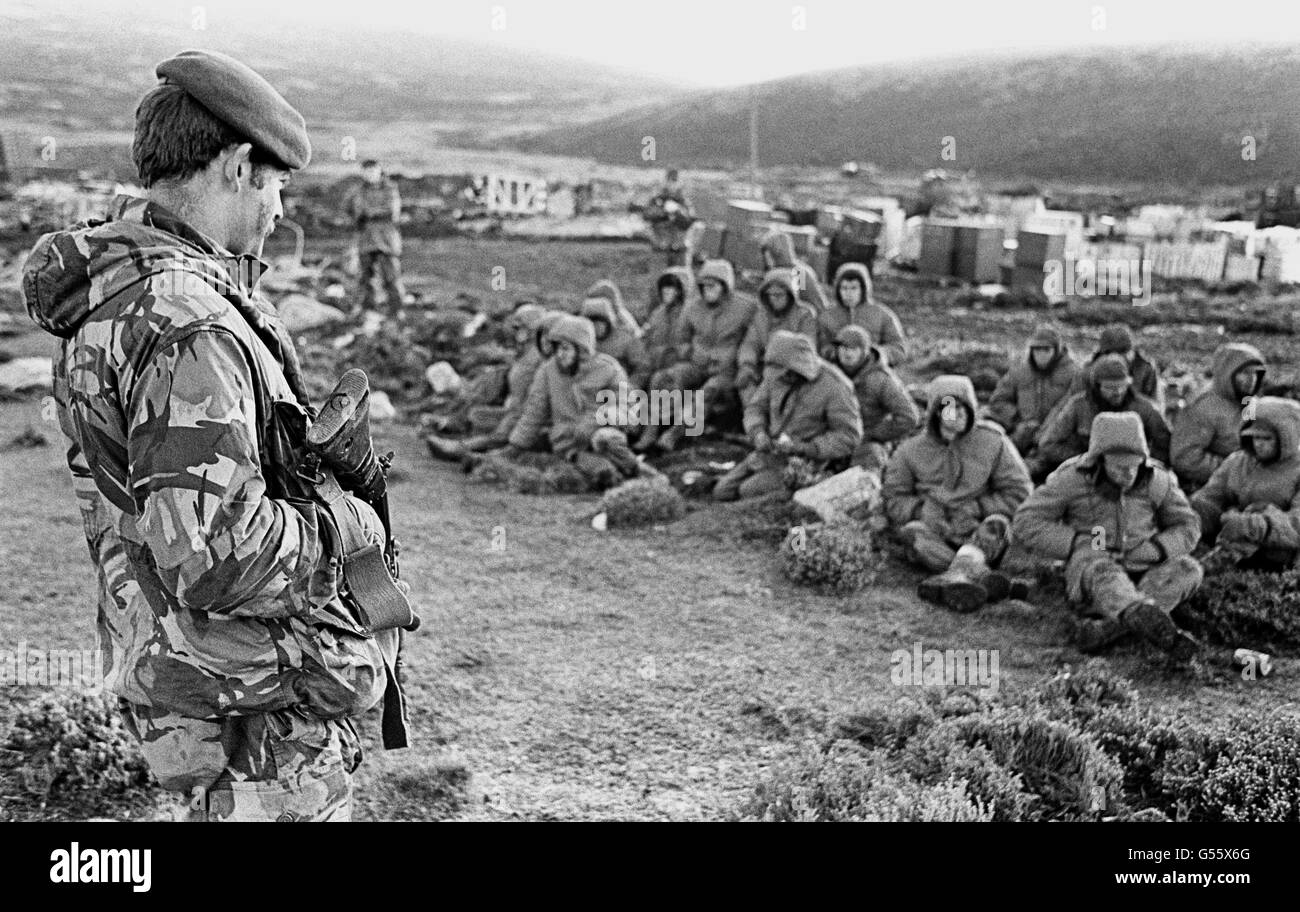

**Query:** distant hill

left=513, top=45, right=1300, bottom=186
left=0, top=0, right=687, bottom=140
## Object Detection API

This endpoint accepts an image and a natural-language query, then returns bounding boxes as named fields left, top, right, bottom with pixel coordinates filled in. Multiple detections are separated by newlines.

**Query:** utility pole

left=748, top=84, right=760, bottom=200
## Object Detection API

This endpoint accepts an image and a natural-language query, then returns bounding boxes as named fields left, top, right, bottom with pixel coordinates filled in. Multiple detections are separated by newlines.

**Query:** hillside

left=0, top=0, right=687, bottom=141
left=515, top=44, right=1300, bottom=186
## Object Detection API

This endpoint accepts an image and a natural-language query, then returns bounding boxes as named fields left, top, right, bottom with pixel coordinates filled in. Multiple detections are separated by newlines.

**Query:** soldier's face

left=1248, top=430, right=1279, bottom=462
left=938, top=398, right=969, bottom=441
left=1233, top=365, right=1264, bottom=399
left=659, top=283, right=680, bottom=306
left=1102, top=453, right=1143, bottom=489
left=1098, top=379, right=1129, bottom=406
left=362, top=165, right=381, bottom=184
left=838, top=278, right=863, bottom=307
left=700, top=280, right=723, bottom=305
left=766, top=286, right=792, bottom=313
left=230, top=162, right=287, bottom=257
left=836, top=343, right=866, bottom=372
left=555, top=341, right=579, bottom=372
left=1030, top=346, right=1055, bottom=370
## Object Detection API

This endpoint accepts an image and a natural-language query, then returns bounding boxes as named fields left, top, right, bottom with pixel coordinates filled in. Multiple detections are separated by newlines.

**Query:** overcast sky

left=40, top=0, right=1300, bottom=86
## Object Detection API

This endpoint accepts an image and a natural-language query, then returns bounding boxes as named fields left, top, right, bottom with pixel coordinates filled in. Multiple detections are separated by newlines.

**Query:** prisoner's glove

left=1222, top=510, right=1268, bottom=545
left=752, top=432, right=773, bottom=453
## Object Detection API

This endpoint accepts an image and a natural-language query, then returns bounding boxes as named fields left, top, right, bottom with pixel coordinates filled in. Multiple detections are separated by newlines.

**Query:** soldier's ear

left=221, top=143, right=255, bottom=190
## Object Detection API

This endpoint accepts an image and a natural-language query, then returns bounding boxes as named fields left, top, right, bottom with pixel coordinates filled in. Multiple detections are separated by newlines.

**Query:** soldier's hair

left=361, top=159, right=379, bottom=169
left=133, top=84, right=279, bottom=188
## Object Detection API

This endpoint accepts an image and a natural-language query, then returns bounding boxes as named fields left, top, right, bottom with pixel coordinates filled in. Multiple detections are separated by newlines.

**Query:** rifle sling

left=315, top=469, right=413, bottom=749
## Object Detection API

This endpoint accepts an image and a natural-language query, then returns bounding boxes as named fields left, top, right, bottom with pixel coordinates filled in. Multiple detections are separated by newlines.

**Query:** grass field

left=2, top=234, right=1297, bottom=821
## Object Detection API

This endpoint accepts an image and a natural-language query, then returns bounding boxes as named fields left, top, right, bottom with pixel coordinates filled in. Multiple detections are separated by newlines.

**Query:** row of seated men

left=424, top=245, right=1297, bottom=658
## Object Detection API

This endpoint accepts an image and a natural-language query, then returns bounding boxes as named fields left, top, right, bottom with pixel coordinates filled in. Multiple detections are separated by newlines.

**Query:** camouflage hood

left=24, top=194, right=268, bottom=340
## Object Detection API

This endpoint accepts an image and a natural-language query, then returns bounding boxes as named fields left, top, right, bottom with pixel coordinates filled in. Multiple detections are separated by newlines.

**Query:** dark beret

left=155, top=49, right=311, bottom=170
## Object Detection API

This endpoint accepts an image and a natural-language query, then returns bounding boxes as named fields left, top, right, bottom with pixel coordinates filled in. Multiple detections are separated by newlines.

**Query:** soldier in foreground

left=1013, top=413, right=1201, bottom=658
left=21, top=51, right=406, bottom=819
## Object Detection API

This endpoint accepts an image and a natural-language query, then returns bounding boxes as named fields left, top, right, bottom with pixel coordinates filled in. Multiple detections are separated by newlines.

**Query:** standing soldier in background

left=21, top=50, right=405, bottom=820
left=343, top=158, right=405, bottom=312
left=644, top=168, right=696, bottom=267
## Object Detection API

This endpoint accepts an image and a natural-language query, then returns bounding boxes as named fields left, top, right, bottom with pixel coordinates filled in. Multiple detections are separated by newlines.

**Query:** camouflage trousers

left=117, top=495, right=386, bottom=821
left=121, top=702, right=360, bottom=822
left=1065, top=551, right=1203, bottom=621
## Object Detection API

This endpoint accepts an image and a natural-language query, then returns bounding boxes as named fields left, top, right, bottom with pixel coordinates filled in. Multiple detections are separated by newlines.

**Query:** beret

left=156, top=49, right=311, bottom=170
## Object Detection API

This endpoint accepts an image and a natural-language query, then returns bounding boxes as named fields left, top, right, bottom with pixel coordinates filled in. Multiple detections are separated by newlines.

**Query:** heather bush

left=740, top=742, right=992, bottom=822
left=742, top=661, right=1300, bottom=822
left=779, top=522, right=880, bottom=594
left=2, top=691, right=155, bottom=808
left=602, top=477, right=686, bottom=527
left=1178, top=569, right=1300, bottom=652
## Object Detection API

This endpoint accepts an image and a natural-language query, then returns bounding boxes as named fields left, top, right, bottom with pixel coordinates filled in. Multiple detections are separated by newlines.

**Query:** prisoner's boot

left=424, top=433, right=466, bottom=463
left=917, top=543, right=990, bottom=613
left=656, top=425, right=687, bottom=453
left=1120, top=597, right=1200, bottom=661
left=1074, top=616, right=1126, bottom=653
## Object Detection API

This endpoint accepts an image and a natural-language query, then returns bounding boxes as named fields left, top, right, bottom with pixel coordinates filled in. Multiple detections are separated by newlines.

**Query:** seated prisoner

left=1012, top=413, right=1201, bottom=658
left=503, top=315, right=643, bottom=490
left=1171, top=342, right=1266, bottom=490
left=634, top=266, right=693, bottom=389
left=1069, top=323, right=1164, bottom=409
left=735, top=268, right=820, bottom=404
left=1031, top=353, right=1170, bottom=481
left=580, top=279, right=647, bottom=378
left=643, top=258, right=757, bottom=451
left=424, top=305, right=560, bottom=461
left=760, top=228, right=831, bottom=311
left=713, top=330, right=862, bottom=501
left=987, top=323, right=1080, bottom=457
left=816, top=262, right=908, bottom=367
left=1191, top=396, right=1300, bottom=574
left=831, top=325, right=919, bottom=470
left=882, top=375, right=1033, bottom=612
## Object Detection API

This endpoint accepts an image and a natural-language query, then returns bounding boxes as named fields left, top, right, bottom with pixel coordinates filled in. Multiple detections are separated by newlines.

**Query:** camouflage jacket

left=22, top=195, right=390, bottom=721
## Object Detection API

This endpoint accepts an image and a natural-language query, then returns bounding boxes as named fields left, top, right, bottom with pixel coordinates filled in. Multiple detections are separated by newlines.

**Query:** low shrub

left=1178, top=568, right=1300, bottom=652
left=602, top=478, right=686, bottom=527
left=2, top=691, right=155, bottom=808
left=740, top=742, right=992, bottom=822
left=779, top=522, right=880, bottom=594
left=742, top=663, right=1300, bottom=822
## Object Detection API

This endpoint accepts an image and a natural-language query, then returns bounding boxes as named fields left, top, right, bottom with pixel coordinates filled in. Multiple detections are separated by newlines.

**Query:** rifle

left=302, top=368, right=420, bottom=635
